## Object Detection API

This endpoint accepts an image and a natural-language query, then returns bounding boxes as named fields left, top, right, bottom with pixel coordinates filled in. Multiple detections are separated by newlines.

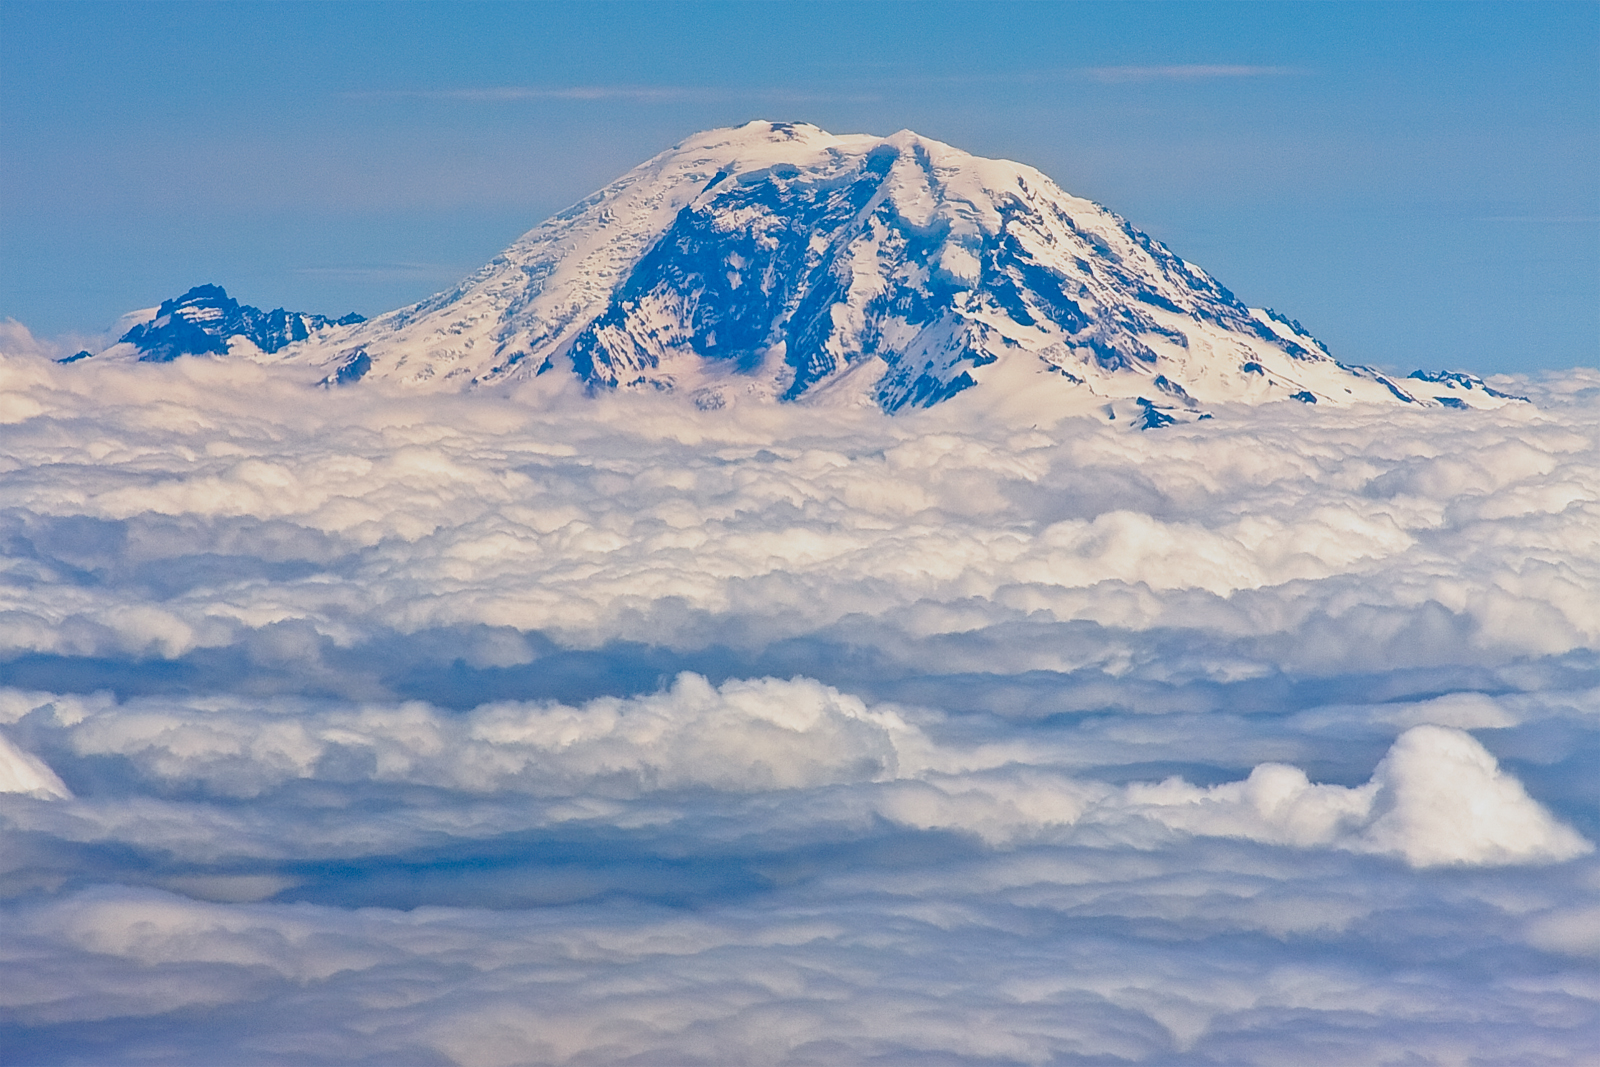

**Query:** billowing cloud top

left=1, top=350, right=1597, bottom=1064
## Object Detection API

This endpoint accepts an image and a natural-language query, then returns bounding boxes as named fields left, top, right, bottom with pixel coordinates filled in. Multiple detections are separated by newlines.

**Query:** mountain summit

left=126, top=123, right=1510, bottom=415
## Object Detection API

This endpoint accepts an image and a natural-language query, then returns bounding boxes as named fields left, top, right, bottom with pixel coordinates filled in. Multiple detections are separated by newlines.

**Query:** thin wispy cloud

left=1476, top=214, right=1600, bottom=223
left=345, top=85, right=876, bottom=104
left=1082, top=64, right=1301, bottom=83
left=348, top=85, right=698, bottom=102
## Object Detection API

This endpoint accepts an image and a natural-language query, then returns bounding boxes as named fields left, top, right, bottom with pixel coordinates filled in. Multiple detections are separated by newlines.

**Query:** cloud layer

left=5, top=676, right=1587, bottom=867
left=1, top=351, right=1597, bottom=1063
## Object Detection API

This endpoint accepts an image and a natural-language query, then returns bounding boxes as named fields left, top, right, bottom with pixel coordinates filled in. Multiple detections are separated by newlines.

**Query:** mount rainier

left=73, top=121, right=1518, bottom=418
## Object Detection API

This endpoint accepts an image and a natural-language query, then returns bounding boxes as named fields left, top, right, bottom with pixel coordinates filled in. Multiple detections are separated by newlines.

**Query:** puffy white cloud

left=1123, top=762, right=1378, bottom=849
left=1359, top=724, right=1593, bottom=867
left=1, top=352, right=1597, bottom=1063
left=48, top=673, right=910, bottom=797
left=4, top=682, right=1586, bottom=872
left=1, top=353, right=1597, bottom=668
left=0, top=730, right=71, bottom=799
left=1122, top=726, right=1591, bottom=867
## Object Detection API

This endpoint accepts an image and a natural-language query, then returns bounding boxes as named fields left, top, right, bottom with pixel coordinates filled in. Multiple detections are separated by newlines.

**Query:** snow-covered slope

left=149, top=123, right=1494, bottom=416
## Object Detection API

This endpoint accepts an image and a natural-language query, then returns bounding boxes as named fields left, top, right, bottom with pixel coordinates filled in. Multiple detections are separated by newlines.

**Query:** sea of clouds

left=1, top=345, right=1597, bottom=1065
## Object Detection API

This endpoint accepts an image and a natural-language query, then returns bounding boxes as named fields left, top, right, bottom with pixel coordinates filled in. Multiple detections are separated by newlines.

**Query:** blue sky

left=2, top=0, right=1596, bottom=373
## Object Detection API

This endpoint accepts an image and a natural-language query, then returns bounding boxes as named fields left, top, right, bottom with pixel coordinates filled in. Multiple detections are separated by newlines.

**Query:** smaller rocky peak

left=102, top=285, right=365, bottom=363
left=1407, top=369, right=1529, bottom=404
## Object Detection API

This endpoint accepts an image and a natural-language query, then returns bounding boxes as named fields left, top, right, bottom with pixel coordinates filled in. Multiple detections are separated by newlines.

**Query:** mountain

left=70, top=285, right=364, bottom=364
left=80, top=123, right=1519, bottom=418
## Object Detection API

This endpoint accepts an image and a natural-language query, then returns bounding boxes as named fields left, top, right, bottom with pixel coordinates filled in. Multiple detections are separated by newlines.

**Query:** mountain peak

left=71, top=284, right=364, bottom=364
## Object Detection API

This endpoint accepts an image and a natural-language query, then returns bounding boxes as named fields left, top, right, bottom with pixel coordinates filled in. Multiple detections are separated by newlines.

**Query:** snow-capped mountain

left=70, top=284, right=364, bottom=364
left=74, top=123, right=1514, bottom=418
left=274, top=121, right=1452, bottom=416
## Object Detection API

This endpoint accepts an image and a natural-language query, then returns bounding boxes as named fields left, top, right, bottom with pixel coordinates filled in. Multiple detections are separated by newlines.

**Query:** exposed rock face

left=82, top=284, right=363, bottom=363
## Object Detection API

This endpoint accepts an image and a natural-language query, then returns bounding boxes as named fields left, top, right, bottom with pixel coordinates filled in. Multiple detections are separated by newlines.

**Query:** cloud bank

left=1081, top=65, right=1300, bottom=83
left=1, top=351, right=1596, bottom=1064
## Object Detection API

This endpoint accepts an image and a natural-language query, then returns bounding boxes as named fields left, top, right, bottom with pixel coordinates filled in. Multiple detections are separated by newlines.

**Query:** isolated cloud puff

left=1359, top=724, right=1593, bottom=866
left=1126, top=725, right=1592, bottom=867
